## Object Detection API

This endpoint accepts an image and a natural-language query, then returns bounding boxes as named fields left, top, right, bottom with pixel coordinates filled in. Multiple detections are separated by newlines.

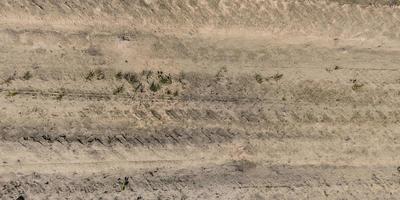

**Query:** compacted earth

left=1, top=0, right=400, bottom=199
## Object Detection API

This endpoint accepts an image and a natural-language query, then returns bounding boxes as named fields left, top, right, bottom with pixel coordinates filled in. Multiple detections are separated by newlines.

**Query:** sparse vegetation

left=3, top=72, right=16, bottom=85
left=6, top=90, right=18, bottom=97
left=158, top=73, right=172, bottom=85
left=389, top=0, right=400, bottom=7
left=56, top=94, right=64, bottom=100
left=352, top=83, right=364, bottom=91
left=272, top=73, right=283, bottom=81
left=216, top=67, right=228, bottom=77
left=56, top=88, right=66, bottom=100
left=255, top=73, right=283, bottom=83
left=135, top=83, right=144, bottom=93
left=350, top=79, right=364, bottom=91
left=123, top=72, right=139, bottom=85
left=115, top=71, right=123, bottom=80
left=326, top=65, right=342, bottom=72
left=117, top=177, right=129, bottom=191
left=115, top=71, right=140, bottom=87
left=85, top=69, right=105, bottom=81
left=113, top=85, right=125, bottom=95
left=94, top=69, right=105, bottom=80
left=142, top=70, right=153, bottom=80
left=22, top=71, right=33, bottom=80
left=255, top=74, right=264, bottom=84
left=85, top=71, right=95, bottom=81
left=150, top=82, right=161, bottom=92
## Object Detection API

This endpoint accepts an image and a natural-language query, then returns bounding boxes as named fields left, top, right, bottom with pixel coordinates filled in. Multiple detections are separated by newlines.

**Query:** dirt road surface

left=1, top=0, right=400, bottom=199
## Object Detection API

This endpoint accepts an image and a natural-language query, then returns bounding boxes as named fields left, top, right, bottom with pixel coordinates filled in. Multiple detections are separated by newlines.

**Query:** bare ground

left=1, top=0, right=400, bottom=199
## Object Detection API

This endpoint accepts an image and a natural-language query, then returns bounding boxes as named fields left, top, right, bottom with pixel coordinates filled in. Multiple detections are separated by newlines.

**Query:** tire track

left=1, top=163, right=399, bottom=199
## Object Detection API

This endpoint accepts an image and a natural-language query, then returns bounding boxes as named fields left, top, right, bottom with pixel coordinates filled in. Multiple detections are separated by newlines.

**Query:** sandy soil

left=1, top=0, right=400, bottom=199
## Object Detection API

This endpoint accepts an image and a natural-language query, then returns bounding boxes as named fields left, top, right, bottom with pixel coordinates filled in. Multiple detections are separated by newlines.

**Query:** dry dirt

left=1, top=0, right=400, bottom=199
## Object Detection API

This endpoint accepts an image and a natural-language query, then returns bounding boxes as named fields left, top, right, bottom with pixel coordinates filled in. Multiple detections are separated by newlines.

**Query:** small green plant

left=113, top=85, right=124, bottom=95
left=115, top=71, right=123, bottom=80
left=117, top=177, right=129, bottom=191
left=56, top=94, right=64, bottom=100
left=150, top=82, right=161, bottom=92
left=352, top=83, right=364, bottom=91
left=56, top=88, right=66, bottom=100
left=272, top=73, right=283, bottom=81
left=216, top=67, right=228, bottom=77
left=135, top=82, right=144, bottom=93
left=94, top=69, right=105, bottom=80
left=159, top=74, right=172, bottom=85
left=255, top=74, right=263, bottom=84
left=389, top=0, right=399, bottom=7
left=326, top=65, right=342, bottom=72
left=85, top=70, right=95, bottom=81
left=6, top=90, right=18, bottom=97
left=142, top=70, right=153, bottom=79
left=22, top=71, right=32, bottom=80
left=85, top=69, right=105, bottom=81
left=123, top=72, right=139, bottom=85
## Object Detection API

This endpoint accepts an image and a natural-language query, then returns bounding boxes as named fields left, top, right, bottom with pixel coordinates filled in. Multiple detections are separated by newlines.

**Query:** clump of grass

left=113, top=85, right=124, bottom=95
left=350, top=79, right=364, bottom=91
left=7, top=90, right=18, bottom=97
left=142, top=70, right=153, bottom=79
left=255, top=74, right=264, bottom=84
left=115, top=71, right=140, bottom=86
left=158, top=73, right=172, bottom=85
left=326, top=65, right=342, bottom=72
left=272, top=73, right=283, bottom=81
left=123, top=72, right=138, bottom=85
left=85, top=69, right=105, bottom=81
left=22, top=71, right=32, bottom=80
left=115, top=71, right=123, bottom=80
left=117, top=177, right=129, bottom=191
left=56, top=94, right=64, bottom=100
left=94, top=69, right=105, bottom=80
left=389, top=0, right=400, bottom=7
left=352, top=83, right=364, bottom=91
left=150, top=82, right=161, bottom=92
left=216, top=67, right=228, bottom=77
left=85, top=70, right=95, bottom=81
left=135, top=83, right=144, bottom=93
left=56, top=88, right=66, bottom=100
left=173, top=90, right=179, bottom=96
left=255, top=73, right=283, bottom=83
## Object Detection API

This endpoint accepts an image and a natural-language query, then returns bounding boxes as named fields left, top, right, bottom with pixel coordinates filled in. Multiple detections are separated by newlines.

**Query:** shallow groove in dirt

left=1, top=163, right=399, bottom=199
